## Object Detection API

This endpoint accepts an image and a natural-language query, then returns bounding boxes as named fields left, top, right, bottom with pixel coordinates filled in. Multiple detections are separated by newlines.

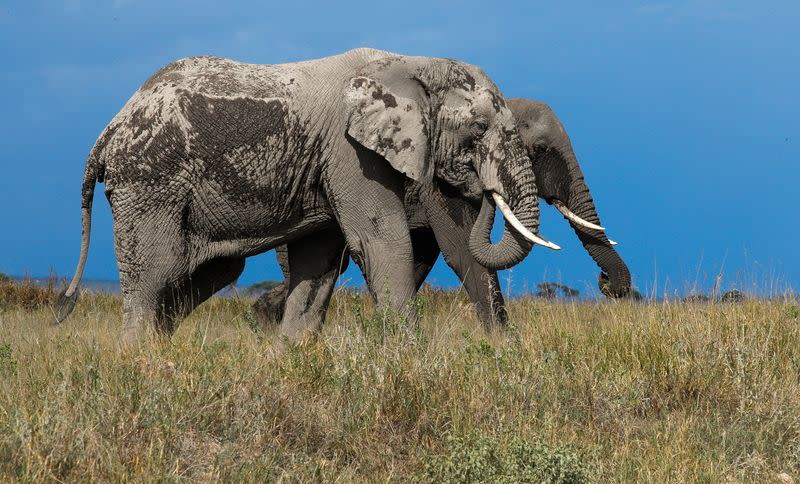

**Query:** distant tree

left=535, top=282, right=580, bottom=300
left=720, top=289, right=745, bottom=303
left=248, top=279, right=282, bottom=295
left=682, top=290, right=745, bottom=303
left=683, top=294, right=711, bottom=303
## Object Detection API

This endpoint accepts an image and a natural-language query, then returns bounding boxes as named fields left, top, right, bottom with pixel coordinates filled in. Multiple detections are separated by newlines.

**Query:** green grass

left=0, top=288, right=799, bottom=482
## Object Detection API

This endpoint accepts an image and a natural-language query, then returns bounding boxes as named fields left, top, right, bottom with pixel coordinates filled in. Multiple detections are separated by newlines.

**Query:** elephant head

left=344, top=56, right=557, bottom=270
left=508, top=98, right=632, bottom=297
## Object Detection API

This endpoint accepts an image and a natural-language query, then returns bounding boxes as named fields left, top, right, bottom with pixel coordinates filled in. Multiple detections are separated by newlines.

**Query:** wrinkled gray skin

left=56, top=48, right=542, bottom=343
left=253, top=98, right=632, bottom=329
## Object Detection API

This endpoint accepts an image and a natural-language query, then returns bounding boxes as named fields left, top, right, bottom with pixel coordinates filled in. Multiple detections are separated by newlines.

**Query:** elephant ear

left=345, top=76, right=430, bottom=182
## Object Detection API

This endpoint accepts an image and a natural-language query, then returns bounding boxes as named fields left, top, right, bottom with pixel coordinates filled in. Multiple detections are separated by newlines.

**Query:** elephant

left=55, top=48, right=556, bottom=342
left=251, top=98, right=633, bottom=329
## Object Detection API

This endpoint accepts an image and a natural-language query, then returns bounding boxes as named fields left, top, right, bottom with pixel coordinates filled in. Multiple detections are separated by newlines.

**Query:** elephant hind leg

left=253, top=283, right=287, bottom=330
left=119, top=267, right=186, bottom=344
left=254, top=243, right=351, bottom=331
left=251, top=244, right=291, bottom=330
left=113, top=212, right=196, bottom=343
left=161, top=257, right=246, bottom=329
left=278, top=227, right=348, bottom=341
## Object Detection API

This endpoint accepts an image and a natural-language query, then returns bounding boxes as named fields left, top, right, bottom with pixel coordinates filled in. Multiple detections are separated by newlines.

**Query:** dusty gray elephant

left=252, top=98, right=632, bottom=329
left=56, top=48, right=555, bottom=342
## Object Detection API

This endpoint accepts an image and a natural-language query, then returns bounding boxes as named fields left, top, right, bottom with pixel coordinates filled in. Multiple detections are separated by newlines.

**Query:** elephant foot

left=271, top=323, right=321, bottom=358
left=252, top=284, right=288, bottom=331
left=120, top=307, right=162, bottom=347
left=119, top=293, right=179, bottom=346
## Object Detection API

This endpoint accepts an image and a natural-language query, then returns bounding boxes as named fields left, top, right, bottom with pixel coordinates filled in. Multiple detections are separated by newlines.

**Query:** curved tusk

left=492, top=192, right=561, bottom=250
left=552, top=200, right=605, bottom=231
left=608, top=239, right=618, bottom=246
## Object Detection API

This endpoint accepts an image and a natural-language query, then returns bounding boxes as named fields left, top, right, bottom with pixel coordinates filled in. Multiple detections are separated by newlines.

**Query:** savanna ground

left=1, top=278, right=799, bottom=482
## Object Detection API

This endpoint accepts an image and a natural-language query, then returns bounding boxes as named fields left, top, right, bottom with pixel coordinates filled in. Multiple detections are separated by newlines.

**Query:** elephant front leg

left=407, top=225, right=506, bottom=328
left=277, top=227, right=348, bottom=341
left=422, top=185, right=508, bottom=328
left=433, top=223, right=507, bottom=327
left=327, top=144, right=420, bottom=327
left=457, top=261, right=507, bottom=328
left=346, top=227, right=418, bottom=325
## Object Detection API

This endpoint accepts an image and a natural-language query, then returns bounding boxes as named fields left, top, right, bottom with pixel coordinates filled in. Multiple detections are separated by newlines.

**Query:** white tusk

left=609, top=239, right=618, bottom=246
left=552, top=200, right=605, bottom=231
left=492, top=192, right=561, bottom=250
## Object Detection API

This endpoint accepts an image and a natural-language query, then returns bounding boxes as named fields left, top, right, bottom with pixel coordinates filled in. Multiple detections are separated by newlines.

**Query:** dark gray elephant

left=56, top=48, right=555, bottom=342
left=252, top=98, right=632, bottom=329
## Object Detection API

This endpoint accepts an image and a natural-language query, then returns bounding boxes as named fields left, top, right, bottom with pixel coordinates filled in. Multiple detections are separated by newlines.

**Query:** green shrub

left=424, top=432, right=590, bottom=483
left=0, top=343, right=17, bottom=375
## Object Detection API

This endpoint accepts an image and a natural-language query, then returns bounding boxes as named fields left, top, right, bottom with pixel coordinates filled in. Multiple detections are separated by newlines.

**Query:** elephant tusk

left=552, top=200, right=605, bottom=231
left=609, top=239, right=618, bottom=246
left=492, top=192, right=561, bottom=251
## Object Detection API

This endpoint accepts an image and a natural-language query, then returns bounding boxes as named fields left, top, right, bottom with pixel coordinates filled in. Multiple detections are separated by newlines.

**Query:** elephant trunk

left=469, top=160, right=540, bottom=270
left=561, top=152, right=632, bottom=297
left=578, top=231, right=632, bottom=297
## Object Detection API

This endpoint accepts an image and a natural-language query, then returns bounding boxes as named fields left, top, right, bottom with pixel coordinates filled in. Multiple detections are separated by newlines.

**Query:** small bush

left=0, top=276, right=57, bottom=311
left=424, top=432, right=591, bottom=483
left=0, top=343, right=17, bottom=375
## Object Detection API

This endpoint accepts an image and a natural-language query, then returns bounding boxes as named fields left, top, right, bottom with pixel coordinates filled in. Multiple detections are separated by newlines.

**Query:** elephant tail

left=54, top=131, right=109, bottom=324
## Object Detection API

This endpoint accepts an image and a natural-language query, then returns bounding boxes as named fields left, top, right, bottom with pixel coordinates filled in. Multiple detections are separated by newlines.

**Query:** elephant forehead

left=446, top=63, right=478, bottom=91
left=441, top=88, right=474, bottom=108
left=459, top=88, right=507, bottom=119
left=479, top=88, right=507, bottom=114
left=401, top=57, right=479, bottom=93
left=522, top=116, right=567, bottom=148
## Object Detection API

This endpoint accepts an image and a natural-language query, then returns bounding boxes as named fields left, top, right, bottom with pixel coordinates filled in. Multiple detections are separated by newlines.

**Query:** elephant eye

left=472, top=119, right=489, bottom=136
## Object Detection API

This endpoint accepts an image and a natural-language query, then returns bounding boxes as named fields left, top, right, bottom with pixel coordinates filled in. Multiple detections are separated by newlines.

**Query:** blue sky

left=1, top=0, right=797, bottom=297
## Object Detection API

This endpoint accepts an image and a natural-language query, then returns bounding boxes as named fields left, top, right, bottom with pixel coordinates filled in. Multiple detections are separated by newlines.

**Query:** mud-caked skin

left=252, top=99, right=633, bottom=329
left=57, top=48, right=543, bottom=343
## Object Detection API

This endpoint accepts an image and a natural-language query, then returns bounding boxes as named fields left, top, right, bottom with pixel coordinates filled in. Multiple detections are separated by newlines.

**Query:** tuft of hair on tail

left=54, top=287, right=80, bottom=325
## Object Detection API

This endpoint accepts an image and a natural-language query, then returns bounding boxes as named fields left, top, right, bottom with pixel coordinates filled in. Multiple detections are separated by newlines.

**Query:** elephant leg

left=410, top=227, right=440, bottom=290
left=253, top=243, right=350, bottom=330
left=252, top=284, right=288, bottom=329
left=275, top=244, right=290, bottom=280
left=161, top=257, right=246, bottom=329
left=431, top=225, right=507, bottom=327
left=114, top=215, right=193, bottom=343
left=277, top=227, right=348, bottom=341
left=422, top=185, right=508, bottom=328
left=327, top=143, right=418, bottom=324
left=252, top=246, right=291, bottom=329
left=456, top=261, right=507, bottom=328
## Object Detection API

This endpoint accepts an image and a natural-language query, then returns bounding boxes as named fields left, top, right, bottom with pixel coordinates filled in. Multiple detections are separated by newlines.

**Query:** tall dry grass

left=0, top=286, right=799, bottom=482
left=0, top=275, right=57, bottom=312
